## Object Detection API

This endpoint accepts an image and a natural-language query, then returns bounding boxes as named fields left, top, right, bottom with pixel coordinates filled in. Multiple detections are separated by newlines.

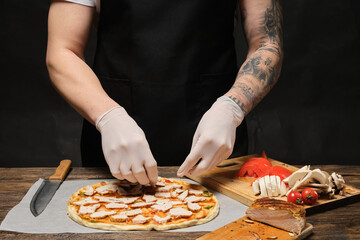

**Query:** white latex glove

left=96, top=107, right=158, bottom=185
left=177, top=96, right=245, bottom=177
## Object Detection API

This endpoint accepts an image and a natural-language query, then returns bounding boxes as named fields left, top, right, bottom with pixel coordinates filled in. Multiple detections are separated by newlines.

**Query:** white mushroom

left=283, top=165, right=310, bottom=184
left=311, top=169, right=328, bottom=184
left=303, top=183, right=332, bottom=194
left=287, top=169, right=311, bottom=189
left=329, top=172, right=345, bottom=192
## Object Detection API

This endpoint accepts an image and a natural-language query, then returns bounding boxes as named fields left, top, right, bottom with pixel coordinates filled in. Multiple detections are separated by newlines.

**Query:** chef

left=46, top=0, right=283, bottom=185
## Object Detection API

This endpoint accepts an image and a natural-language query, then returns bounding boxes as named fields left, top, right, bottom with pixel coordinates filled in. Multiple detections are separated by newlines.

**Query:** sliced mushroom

left=311, top=169, right=327, bottom=184
left=304, top=183, right=332, bottom=194
left=321, top=170, right=330, bottom=183
left=283, top=166, right=310, bottom=184
left=286, top=169, right=311, bottom=188
left=329, top=172, right=345, bottom=192
left=290, top=171, right=313, bottom=191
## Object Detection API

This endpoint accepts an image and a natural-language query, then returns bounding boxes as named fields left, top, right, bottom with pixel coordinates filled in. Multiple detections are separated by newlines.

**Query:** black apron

left=81, top=0, right=248, bottom=166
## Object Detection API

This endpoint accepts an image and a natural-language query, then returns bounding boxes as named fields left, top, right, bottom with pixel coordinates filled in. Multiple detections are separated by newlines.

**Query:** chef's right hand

left=96, top=107, right=158, bottom=185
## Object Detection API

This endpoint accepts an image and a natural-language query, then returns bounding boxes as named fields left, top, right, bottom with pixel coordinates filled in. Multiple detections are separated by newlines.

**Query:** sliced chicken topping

left=157, top=185, right=173, bottom=192
left=156, top=199, right=170, bottom=205
left=73, top=197, right=99, bottom=205
left=153, top=215, right=171, bottom=224
left=177, top=190, right=188, bottom=201
left=121, top=209, right=143, bottom=217
left=105, top=203, right=128, bottom=209
left=94, top=196, right=138, bottom=204
left=169, top=207, right=193, bottom=218
left=171, top=190, right=178, bottom=198
left=187, top=202, right=201, bottom=211
left=152, top=202, right=173, bottom=212
left=132, top=215, right=151, bottom=224
left=155, top=192, right=171, bottom=198
left=90, top=210, right=116, bottom=219
left=110, top=213, right=129, bottom=222
left=96, top=183, right=125, bottom=195
left=78, top=204, right=100, bottom=215
left=189, top=188, right=203, bottom=195
left=93, top=196, right=123, bottom=203
left=131, top=202, right=155, bottom=208
left=169, top=183, right=182, bottom=189
left=156, top=181, right=166, bottom=187
left=119, top=197, right=139, bottom=204
left=171, top=201, right=184, bottom=205
left=175, top=188, right=184, bottom=194
left=84, top=186, right=94, bottom=196
left=157, top=183, right=182, bottom=192
left=142, top=194, right=157, bottom=203
left=184, top=196, right=205, bottom=203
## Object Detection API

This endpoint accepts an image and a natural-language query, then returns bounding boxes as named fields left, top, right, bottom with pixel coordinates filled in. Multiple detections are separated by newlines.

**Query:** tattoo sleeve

left=225, top=0, right=283, bottom=115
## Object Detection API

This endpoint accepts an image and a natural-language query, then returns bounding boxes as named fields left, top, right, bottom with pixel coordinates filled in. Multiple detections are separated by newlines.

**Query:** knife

left=30, top=159, right=72, bottom=217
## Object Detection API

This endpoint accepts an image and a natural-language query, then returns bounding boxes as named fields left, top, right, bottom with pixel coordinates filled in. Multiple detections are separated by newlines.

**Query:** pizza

left=67, top=177, right=219, bottom=231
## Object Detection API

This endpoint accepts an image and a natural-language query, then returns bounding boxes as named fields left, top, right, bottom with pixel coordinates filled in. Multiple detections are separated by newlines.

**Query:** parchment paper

left=0, top=178, right=247, bottom=233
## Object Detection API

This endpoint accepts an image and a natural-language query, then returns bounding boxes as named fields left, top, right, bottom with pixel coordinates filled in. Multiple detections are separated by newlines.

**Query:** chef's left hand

left=177, top=96, right=245, bottom=177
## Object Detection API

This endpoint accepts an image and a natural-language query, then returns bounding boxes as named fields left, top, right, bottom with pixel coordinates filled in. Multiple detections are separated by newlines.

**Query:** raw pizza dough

left=67, top=177, right=219, bottom=231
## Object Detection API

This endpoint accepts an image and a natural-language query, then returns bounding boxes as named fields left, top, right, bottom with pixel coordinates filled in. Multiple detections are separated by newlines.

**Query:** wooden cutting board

left=197, top=216, right=313, bottom=240
left=188, top=155, right=360, bottom=214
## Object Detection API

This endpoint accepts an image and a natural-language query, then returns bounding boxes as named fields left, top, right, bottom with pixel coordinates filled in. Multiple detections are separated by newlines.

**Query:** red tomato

left=301, top=188, right=318, bottom=205
left=287, top=191, right=303, bottom=205
left=261, top=151, right=268, bottom=159
left=237, top=152, right=272, bottom=178
left=270, top=166, right=293, bottom=181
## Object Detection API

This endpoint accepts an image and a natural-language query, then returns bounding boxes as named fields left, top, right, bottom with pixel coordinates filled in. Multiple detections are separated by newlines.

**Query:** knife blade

left=30, top=159, right=71, bottom=217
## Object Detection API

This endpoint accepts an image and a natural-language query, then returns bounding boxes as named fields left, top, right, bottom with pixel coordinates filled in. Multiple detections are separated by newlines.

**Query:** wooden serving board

left=188, top=155, right=360, bottom=215
left=197, top=216, right=313, bottom=240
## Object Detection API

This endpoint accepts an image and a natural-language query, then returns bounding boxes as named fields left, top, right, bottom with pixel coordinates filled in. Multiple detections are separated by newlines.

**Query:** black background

left=0, top=0, right=359, bottom=167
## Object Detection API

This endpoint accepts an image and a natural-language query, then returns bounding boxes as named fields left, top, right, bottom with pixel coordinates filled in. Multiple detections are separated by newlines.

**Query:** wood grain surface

left=1, top=165, right=360, bottom=240
left=197, top=216, right=313, bottom=240
left=188, top=155, right=360, bottom=215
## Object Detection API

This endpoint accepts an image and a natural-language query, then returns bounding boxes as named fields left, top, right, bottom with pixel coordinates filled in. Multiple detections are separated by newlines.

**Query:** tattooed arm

left=225, top=0, right=283, bottom=115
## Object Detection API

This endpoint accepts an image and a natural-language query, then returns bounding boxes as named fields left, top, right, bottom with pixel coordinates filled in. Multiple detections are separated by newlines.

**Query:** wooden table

left=1, top=166, right=359, bottom=240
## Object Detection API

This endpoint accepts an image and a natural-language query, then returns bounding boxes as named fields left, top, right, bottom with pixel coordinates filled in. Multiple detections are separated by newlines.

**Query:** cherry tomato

left=301, top=188, right=318, bottom=205
left=287, top=191, right=303, bottom=205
